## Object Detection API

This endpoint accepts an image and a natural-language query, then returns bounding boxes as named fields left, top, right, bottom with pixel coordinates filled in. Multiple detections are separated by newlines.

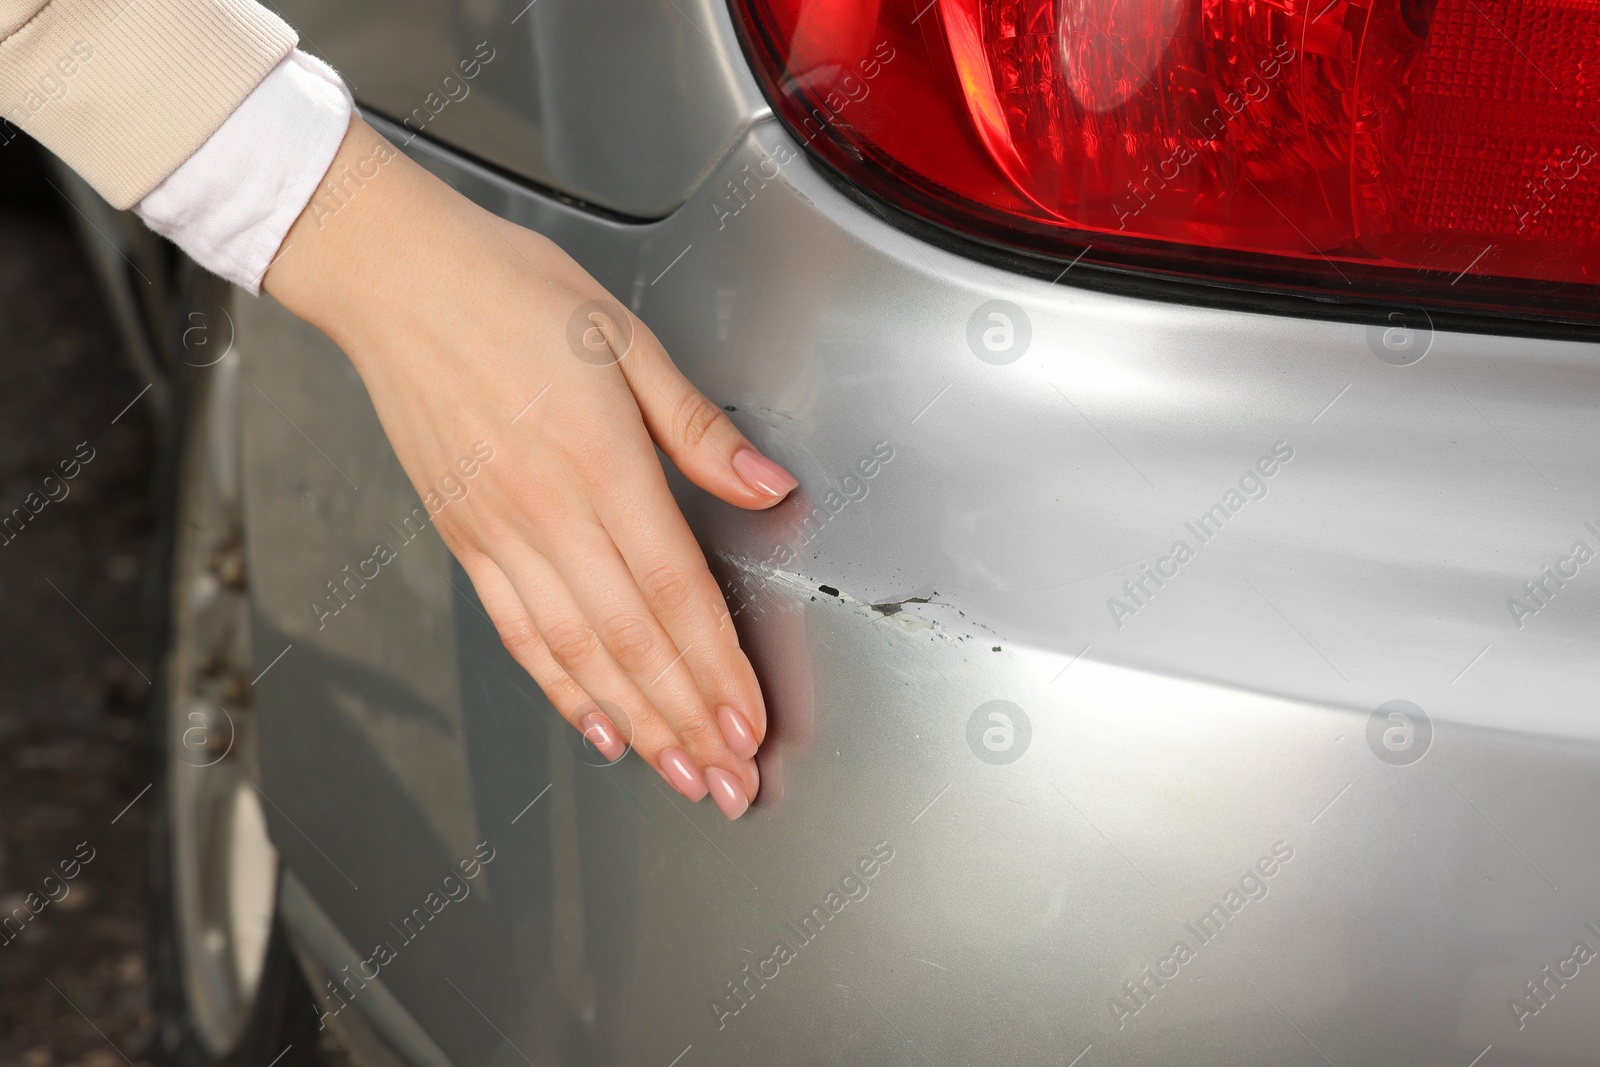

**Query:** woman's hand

left=263, top=117, right=794, bottom=819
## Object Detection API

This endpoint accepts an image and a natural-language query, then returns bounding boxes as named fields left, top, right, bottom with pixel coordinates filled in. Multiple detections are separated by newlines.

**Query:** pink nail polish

left=579, top=710, right=626, bottom=763
left=717, top=706, right=760, bottom=760
left=704, top=768, right=750, bottom=820
left=660, top=748, right=708, bottom=801
left=732, top=449, right=799, bottom=499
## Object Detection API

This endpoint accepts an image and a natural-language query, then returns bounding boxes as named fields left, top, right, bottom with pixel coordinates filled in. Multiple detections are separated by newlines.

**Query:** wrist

left=262, top=117, right=485, bottom=355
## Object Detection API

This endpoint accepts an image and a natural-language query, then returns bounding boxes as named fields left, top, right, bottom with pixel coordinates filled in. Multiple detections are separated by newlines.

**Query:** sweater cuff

left=0, top=0, right=297, bottom=209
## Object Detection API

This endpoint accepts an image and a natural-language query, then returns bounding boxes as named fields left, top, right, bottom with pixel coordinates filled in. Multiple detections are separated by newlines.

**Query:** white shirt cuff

left=135, top=49, right=354, bottom=294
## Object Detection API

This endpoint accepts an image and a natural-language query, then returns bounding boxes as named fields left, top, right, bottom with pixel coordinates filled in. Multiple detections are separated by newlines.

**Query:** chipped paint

left=717, top=555, right=945, bottom=635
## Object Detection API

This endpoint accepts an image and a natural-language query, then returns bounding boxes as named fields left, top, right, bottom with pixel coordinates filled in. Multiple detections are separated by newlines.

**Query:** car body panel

left=280, top=872, right=454, bottom=1067
left=263, top=0, right=764, bottom=217
left=239, top=98, right=1600, bottom=1067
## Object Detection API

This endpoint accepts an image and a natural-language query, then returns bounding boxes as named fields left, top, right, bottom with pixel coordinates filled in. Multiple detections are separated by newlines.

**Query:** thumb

left=617, top=328, right=797, bottom=510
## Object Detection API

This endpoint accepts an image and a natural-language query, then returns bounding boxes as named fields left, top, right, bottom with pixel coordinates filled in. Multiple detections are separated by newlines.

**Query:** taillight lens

left=730, top=0, right=1600, bottom=324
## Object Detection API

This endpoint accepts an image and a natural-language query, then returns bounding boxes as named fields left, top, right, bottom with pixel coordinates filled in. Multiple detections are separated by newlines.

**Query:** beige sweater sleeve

left=0, top=0, right=297, bottom=209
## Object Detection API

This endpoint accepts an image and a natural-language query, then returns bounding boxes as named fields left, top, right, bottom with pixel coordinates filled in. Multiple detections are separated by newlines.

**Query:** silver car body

left=232, top=1, right=1600, bottom=1064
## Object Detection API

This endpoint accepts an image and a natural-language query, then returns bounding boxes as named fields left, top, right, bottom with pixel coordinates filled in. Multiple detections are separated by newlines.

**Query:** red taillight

left=730, top=0, right=1600, bottom=323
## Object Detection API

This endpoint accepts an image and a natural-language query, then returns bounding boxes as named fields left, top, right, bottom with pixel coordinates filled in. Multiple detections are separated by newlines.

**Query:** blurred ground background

left=0, top=138, right=352, bottom=1067
left=0, top=134, right=160, bottom=1067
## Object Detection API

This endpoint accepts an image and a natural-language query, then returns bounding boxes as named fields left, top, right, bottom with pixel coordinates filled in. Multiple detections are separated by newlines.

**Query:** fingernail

left=732, top=448, right=798, bottom=498
left=717, top=706, right=760, bottom=760
left=579, top=710, right=626, bottom=763
left=704, top=767, right=750, bottom=820
left=660, top=748, right=708, bottom=801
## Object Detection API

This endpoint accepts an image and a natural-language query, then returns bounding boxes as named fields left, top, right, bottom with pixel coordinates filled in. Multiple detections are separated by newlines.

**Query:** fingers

left=589, top=437, right=768, bottom=755
left=464, top=548, right=686, bottom=780
left=534, top=520, right=762, bottom=804
left=633, top=547, right=765, bottom=820
left=483, top=536, right=759, bottom=818
left=457, top=555, right=628, bottom=763
left=617, top=327, right=798, bottom=510
left=543, top=398, right=769, bottom=800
